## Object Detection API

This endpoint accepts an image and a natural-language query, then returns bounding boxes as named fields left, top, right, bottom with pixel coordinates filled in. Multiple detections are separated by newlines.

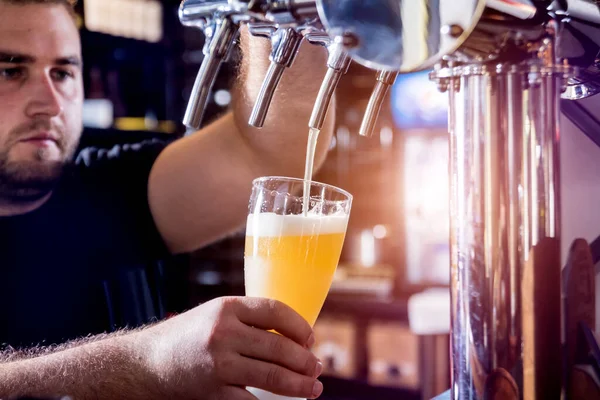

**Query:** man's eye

left=51, top=69, right=75, bottom=81
left=0, top=67, right=25, bottom=80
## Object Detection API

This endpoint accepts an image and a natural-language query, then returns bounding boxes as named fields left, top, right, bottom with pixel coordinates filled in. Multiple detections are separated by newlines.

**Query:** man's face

left=0, top=2, right=83, bottom=202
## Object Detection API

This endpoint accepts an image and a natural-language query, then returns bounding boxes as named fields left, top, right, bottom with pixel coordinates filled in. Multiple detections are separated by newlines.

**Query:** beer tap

left=179, top=1, right=246, bottom=130
left=248, top=25, right=303, bottom=127
left=359, top=70, right=398, bottom=137
left=304, top=34, right=352, bottom=131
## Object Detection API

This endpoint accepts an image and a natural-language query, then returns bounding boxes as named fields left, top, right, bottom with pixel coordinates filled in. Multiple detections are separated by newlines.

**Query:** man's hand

left=0, top=297, right=323, bottom=400
left=138, top=297, right=323, bottom=399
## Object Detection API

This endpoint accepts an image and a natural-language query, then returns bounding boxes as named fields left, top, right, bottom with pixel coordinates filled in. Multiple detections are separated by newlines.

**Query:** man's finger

left=224, top=356, right=323, bottom=399
left=234, top=297, right=314, bottom=348
left=237, top=324, right=322, bottom=378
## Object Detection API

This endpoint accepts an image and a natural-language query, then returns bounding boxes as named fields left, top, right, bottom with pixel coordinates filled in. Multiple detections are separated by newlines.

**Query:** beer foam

left=246, top=212, right=349, bottom=237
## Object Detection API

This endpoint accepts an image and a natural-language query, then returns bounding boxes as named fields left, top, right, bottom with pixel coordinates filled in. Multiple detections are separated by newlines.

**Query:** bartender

left=0, top=0, right=332, bottom=399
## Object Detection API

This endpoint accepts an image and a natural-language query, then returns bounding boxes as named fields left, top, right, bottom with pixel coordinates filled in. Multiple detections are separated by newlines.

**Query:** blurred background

left=70, top=1, right=600, bottom=399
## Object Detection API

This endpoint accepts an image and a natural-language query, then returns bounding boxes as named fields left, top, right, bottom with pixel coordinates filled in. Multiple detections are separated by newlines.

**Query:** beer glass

left=245, top=176, right=352, bottom=400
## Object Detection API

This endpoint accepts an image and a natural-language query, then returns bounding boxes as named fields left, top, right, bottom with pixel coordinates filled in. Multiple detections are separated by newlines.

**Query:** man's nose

left=24, top=72, right=63, bottom=118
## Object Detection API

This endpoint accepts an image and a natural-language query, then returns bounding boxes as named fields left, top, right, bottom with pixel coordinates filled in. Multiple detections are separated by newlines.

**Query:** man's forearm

left=0, top=332, right=158, bottom=400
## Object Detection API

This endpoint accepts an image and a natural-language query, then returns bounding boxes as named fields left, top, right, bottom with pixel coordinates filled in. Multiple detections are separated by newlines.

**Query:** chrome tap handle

left=249, top=63, right=286, bottom=127
left=359, top=70, right=398, bottom=137
left=183, top=18, right=239, bottom=130
left=248, top=22, right=278, bottom=38
left=179, top=0, right=230, bottom=25
left=309, top=66, right=344, bottom=130
left=249, top=28, right=304, bottom=127
left=179, top=0, right=251, bottom=130
left=270, top=28, right=304, bottom=68
left=303, top=30, right=332, bottom=48
left=307, top=38, right=352, bottom=130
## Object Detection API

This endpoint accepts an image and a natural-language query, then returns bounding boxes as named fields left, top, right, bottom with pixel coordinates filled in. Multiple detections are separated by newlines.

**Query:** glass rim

left=251, top=176, right=353, bottom=202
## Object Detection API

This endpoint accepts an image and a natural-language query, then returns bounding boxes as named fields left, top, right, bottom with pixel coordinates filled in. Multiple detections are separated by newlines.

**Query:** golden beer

left=245, top=212, right=349, bottom=326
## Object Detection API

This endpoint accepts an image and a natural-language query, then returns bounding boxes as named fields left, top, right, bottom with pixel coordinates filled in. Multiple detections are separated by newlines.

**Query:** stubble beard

left=0, top=129, right=77, bottom=205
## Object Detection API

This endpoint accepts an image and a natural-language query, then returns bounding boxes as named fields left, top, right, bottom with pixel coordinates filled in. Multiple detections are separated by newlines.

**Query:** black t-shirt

left=0, top=139, right=171, bottom=348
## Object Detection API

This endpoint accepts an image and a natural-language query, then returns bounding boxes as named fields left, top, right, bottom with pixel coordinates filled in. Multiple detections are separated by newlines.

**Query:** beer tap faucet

left=179, top=0, right=254, bottom=130
left=304, top=34, right=352, bottom=131
left=248, top=25, right=303, bottom=127
left=359, top=70, right=398, bottom=137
